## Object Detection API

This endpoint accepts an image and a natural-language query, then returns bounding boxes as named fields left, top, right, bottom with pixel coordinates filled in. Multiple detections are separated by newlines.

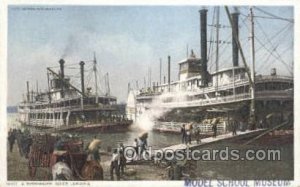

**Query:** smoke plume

left=134, top=91, right=189, bottom=131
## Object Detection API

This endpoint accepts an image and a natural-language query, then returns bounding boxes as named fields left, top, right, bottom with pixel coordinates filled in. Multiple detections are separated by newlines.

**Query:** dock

left=160, top=129, right=266, bottom=152
left=126, top=129, right=267, bottom=165
left=145, top=129, right=267, bottom=158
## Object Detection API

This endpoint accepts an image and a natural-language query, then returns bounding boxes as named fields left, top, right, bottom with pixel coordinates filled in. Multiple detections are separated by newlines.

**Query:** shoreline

left=7, top=130, right=293, bottom=180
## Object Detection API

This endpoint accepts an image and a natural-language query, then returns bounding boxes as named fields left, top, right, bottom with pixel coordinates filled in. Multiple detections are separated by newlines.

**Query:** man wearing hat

left=180, top=124, right=186, bottom=144
left=118, top=143, right=126, bottom=176
left=87, top=136, right=101, bottom=164
left=110, top=149, right=120, bottom=180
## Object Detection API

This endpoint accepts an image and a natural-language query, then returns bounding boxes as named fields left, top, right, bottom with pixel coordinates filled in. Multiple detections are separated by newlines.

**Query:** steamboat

left=126, top=7, right=293, bottom=133
left=18, top=55, right=132, bottom=132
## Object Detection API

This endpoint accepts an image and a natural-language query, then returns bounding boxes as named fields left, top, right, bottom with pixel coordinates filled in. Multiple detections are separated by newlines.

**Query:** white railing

left=27, top=104, right=114, bottom=113
left=156, top=93, right=251, bottom=108
left=256, top=90, right=293, bottom=99
left=154, top=121, right=226, bottom=133
left=256, top=75, right=293, bottom=82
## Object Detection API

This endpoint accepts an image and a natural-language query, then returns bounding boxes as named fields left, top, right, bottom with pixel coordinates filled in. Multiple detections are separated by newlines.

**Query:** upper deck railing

left=136, top=75, right=293, bottom=101
left=139, top=89, right=293, bottom=109
left=18, top=104, right=116, bottom=113
left=150, top=93, right=252, bottom=108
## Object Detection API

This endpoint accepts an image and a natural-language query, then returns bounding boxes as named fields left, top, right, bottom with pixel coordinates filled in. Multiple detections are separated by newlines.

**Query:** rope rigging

left=254, top=19, right=293, bottom=75
left=238, top=10, right=293, bottom=76
left=253, top=6, right=294, bottom=23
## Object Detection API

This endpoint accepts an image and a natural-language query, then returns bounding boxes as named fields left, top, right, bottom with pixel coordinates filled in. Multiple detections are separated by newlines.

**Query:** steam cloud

left=134, top=91, right=189, bottom=131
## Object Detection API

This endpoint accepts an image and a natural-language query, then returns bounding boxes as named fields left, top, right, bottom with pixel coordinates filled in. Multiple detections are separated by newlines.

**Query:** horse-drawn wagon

left=25, top=133, right=103, bottom=180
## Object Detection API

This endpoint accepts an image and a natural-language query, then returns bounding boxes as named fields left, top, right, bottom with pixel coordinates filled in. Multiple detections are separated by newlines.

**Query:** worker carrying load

left=211, top=118, right=219, bottom=138
left=185, top=123, right=193, bottom=144
left=87, top=136, right=102, bottom=164
left=138, top=132, right=149, bottom=158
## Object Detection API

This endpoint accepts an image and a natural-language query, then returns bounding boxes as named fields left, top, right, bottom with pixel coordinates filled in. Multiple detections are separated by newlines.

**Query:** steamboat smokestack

left=59, top=59, right=65, bottom=98
left=59, top=59, right=65, bottom=79
left=231, top=11, right=239, bottom=67
left=80, top=61, right=85, bottom=95
left=26, top=81, right=30, bottom=102
left=199, top=9, right=208, bottom=86
left=168, top=56, right=171, bottom=92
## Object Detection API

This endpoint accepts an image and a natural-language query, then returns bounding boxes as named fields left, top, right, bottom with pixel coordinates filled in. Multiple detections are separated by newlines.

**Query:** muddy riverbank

left=7, top=143, right=168, bottom=180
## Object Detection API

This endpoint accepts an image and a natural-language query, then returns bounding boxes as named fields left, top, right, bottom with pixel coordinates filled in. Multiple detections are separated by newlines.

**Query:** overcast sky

left=7, top=6, right=294, bottom=106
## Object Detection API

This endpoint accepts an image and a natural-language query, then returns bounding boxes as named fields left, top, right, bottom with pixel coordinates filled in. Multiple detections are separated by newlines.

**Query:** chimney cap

left=80, top=61, right=85, bottom=65
left=233, top=7, right=240, bottom=14
left=59, top=59, right=65, bottom=64
left=199, top=8, right=208, bottom=13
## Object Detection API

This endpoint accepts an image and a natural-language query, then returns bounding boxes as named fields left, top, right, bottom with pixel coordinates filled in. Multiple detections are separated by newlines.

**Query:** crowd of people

left=8, top=119, right=243, bottom=180
left=180, top=119, right=240, bottom=145
left=8, top=127, right=153, bottom=181
left=180, top=123, right=201, bottom=145
left=109, top=132, right=149, bottom=180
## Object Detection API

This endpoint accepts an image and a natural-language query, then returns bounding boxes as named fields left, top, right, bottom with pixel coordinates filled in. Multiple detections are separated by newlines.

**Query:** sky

left=7, top=6, right=294, bottom=105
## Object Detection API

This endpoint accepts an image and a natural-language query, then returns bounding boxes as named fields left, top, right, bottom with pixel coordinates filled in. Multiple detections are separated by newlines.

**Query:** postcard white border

left=0, top=0, right=299, bottom=186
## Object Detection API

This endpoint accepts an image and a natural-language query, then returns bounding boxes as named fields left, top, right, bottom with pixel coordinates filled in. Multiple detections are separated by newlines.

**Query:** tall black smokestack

left=168, top=56, right=171, bottom=92
left=59, top=59, right=65, bottom=98
left=80, top=61, right=85, bottom=95
left=232, top=12, right=239, bottom=67
left=200, top=9, right=208, bottom=86
left=59, top=59, right=65, bottom=79
left=26, top=81, right=30, bottom=102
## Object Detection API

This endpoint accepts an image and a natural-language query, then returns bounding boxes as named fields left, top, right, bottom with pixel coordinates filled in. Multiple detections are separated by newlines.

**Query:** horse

left=80, top=160, right=104, bottom=180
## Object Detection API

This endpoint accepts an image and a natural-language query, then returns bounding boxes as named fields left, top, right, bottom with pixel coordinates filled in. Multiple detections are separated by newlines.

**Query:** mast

left=136, top=80, right=139, bottom=90
left=215, top=7, right=220, bottom=100
left=93, top=52, right=99, bottom=104
left=47, top=72, right=51, bottom=103
left=36, top=80, right=39, bottom=95
left=186, top=44, right=189, bottom=58
left=168, top=56, right=171, bottom=92
left=159, top=58, right=162, bottom=85
left=249, top=7, right=256, bottom=129
left=149, top=67, right=152, bottom=88
left=128, top=82, right=131, bottom=94
left=224, top=6, right=253, bottom=86
left=106, top=73, right=110, bottom=96
left=225, top=6, right=255, bottom=129
left=147, top=68, right=150, bottom=88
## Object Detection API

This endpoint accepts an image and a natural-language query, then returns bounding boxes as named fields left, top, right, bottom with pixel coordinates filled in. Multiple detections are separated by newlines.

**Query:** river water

left=8, top=113, right=293, bottom=180
left=7, top=113, right=180, bottom=150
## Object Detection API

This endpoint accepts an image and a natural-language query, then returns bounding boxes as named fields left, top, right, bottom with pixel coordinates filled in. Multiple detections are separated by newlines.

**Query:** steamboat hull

left=19, top=117, right=133, bottom=133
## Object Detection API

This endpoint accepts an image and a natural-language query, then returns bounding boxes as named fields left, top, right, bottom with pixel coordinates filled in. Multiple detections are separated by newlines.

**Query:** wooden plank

left=158, top=129, right=266, bottom=153
left=243, top=121, right=289, bottom=145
